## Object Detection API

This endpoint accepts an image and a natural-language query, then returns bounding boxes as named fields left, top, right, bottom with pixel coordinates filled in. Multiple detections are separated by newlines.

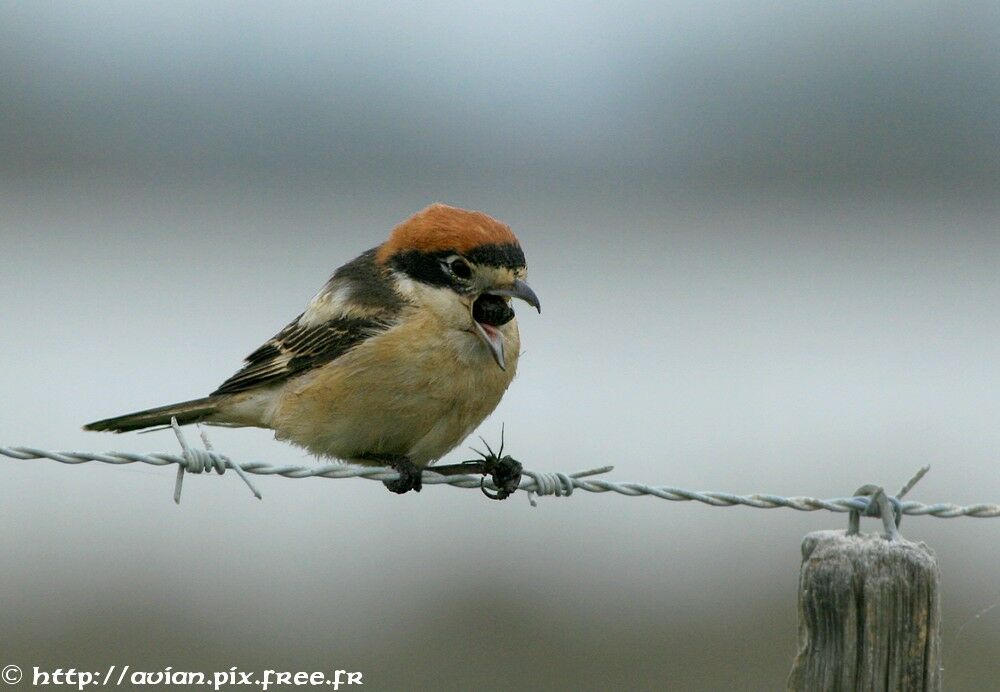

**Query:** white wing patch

left=212, top=247, right=406, bottom=396
left=300, top=281, right=356, bottom=327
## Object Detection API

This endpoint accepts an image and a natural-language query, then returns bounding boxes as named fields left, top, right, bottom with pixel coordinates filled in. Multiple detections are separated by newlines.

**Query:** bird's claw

left=479, top=454, right=523, bottom=501
left=421, top=428, right=521, bottom=500
left=473, top=426, right=520, bottom=500
left=382, top=457, right=423, bottom=494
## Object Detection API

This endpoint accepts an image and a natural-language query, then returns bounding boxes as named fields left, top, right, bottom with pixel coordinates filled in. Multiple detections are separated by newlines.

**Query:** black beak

left=472, top=279, right=541, bottom=371
left=487, top=279, right=541, bottom=313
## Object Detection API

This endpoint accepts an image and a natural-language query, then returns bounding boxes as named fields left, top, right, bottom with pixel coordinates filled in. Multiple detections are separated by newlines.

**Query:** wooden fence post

left=787, top=522, right=942, bottom=691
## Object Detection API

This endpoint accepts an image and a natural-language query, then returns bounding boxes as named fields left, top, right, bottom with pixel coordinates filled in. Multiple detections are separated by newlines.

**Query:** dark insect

left=472, top=294, right=515, bottom=327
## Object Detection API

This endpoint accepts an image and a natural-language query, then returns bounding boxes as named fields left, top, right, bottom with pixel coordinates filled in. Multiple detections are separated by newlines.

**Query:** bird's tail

left=84, top=397, right=220, bottom=433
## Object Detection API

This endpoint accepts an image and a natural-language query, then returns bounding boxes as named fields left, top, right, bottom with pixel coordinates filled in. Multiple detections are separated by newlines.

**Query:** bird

left=84, top=203, right=540, bottom=496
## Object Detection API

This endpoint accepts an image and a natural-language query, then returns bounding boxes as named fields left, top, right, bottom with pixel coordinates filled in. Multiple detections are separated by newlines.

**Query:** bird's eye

left=449, top=258, right=473, bottom=280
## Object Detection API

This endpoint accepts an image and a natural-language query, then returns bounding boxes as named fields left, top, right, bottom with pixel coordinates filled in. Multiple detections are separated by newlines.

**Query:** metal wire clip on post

left=844, top=466, right=931, bottom=541
left=3, top=433, right=1000, bottom=518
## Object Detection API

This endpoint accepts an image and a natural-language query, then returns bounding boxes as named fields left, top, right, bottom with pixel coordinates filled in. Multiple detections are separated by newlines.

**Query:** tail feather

left=84, top=397, right=220, bottom=433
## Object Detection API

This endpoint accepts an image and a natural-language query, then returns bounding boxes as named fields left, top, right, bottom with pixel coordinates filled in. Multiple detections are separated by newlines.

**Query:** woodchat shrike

left=85, top=203, right=540, bottom=495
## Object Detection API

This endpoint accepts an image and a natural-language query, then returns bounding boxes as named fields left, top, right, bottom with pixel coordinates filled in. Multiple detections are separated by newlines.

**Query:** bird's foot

left=431, top=431, right=522, bottom=500
left=473, top=428, right=521, bottom=500
left=476, top=454, right=523, bottom=501
left=382, top=456, right=423, bottom=494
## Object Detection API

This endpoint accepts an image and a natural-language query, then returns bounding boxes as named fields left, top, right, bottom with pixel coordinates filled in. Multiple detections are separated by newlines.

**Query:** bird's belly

left=270, top=321, right=519, bottom=465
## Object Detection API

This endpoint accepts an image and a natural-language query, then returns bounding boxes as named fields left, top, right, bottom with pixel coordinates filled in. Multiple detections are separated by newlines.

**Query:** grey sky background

left=2, top=2, right=999, bottom=689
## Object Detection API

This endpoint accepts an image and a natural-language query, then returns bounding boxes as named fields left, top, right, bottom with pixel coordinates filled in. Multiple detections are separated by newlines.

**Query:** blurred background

left=2, top=2, right=998, bottom=689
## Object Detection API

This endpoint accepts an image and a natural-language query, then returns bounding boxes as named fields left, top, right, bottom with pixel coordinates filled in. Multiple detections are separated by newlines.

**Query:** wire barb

left=897, top=465, right=931, bottom=499
left=169, top=418, right=261, bottom=503
left=2, top=445, right=1000, bottom=518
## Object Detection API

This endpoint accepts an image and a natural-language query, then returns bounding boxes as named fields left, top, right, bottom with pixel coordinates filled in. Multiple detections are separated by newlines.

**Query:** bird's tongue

left=472, top=315, right=506, bottom=370
left=471, top=294, right=513, bottom=370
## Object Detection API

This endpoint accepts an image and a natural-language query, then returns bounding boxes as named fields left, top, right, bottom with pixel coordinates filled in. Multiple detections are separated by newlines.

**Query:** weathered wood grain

left=788, top=530, right=941, bottom=691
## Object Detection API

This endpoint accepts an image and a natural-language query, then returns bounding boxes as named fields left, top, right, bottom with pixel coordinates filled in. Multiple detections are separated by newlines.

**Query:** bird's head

left=376, top=203, right=540, bottom=370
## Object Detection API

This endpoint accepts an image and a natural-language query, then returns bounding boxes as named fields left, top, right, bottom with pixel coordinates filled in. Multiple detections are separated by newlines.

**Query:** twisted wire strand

left=2, top=445, right=999, bottom=518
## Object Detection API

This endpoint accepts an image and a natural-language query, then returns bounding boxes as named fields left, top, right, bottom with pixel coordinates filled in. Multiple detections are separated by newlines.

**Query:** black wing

left=213, top=248, right=403, bottom=395
left=212, top=315, right=393, bottom=395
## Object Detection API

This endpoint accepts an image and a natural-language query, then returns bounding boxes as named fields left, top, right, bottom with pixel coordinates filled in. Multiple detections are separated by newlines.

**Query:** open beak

left=473, top=280, right=541, bottom=371
left=472, top=319, right=507, bottom=370
left=487, top=279, right=541, bottom=313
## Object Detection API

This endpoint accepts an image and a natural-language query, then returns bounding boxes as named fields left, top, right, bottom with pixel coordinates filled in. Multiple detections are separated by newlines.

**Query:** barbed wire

left=3, top=436, right=999, bottom=519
